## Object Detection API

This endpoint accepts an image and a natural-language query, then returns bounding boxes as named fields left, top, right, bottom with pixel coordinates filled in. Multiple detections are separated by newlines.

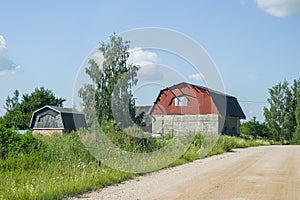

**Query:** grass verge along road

left=74, top=146, right=300, bottom=200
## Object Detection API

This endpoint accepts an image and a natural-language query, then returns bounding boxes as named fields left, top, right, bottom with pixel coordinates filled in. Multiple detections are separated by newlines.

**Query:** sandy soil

left=72, top=146, right=300, bottom=200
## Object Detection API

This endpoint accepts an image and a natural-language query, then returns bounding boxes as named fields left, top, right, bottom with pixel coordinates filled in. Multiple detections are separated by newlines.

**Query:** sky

left=0, top=0, right=300, bottom=122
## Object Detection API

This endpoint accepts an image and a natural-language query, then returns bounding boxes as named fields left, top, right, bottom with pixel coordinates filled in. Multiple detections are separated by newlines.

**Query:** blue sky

left=0, top=0, right=300, bottom=121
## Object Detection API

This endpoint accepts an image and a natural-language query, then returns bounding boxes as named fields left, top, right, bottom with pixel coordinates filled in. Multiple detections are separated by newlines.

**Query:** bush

left=101, top=121, right=166, bottom=153
left=240, top=117, right=269, bottom=139
left=0, top=125, right=44, bottom=159
left=38, top=132, right=95, bottom=163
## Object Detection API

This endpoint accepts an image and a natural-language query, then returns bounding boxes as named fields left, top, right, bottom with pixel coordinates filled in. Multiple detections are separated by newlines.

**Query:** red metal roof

left=151, top=82, right=246, bottom=119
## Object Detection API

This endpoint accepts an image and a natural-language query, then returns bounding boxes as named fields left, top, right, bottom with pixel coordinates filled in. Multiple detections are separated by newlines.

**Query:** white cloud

left=128, top=47, right=158, bottom=66
left=188, top=73, right=205, bottom=82
left=88, top=47, right=162, bottom=81
left=89, top=47, right=159, bottom=71
left=0, top=35, right=7, bottom=53
left=256, top=0, right=300, bottom=17
left=128, top=47, right=162, bottom=81
left=0, top=65, right=21, bottom=76
left=0, top=35, right=21, bottom=76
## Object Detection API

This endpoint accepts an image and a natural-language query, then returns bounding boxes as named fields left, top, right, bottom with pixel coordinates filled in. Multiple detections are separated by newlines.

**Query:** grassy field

left=0, top=129, right=274, bottom=199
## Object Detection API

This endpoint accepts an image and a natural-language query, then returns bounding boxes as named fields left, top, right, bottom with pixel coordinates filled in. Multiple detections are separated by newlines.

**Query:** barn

left=30, top=105, right=87, bottom=135
left=151, top=82, right=246, bottom=136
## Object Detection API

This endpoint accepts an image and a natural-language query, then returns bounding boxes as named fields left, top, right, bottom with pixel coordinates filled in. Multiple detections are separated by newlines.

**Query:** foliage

left=79, top=34, right=142, bottom=128
left=2, top=87, right=65, bottom=129
left=101, top=120, right=164, bottom=153
left=170, top=135, right=270, bottom=167
left=264, top=79, right=300, bottom=143
left=4, top=89, right=20, bottom=112
left=264, top=80, right=289, bottom=141
left=291, top=89, right=300, bottom=144
left=0, top=125, right=43, bottom=159
left=0, top=131, right=271, bottom=199
left=0, top=132, right=134, bottom=200
left=240, top=117, right=268, bottom=139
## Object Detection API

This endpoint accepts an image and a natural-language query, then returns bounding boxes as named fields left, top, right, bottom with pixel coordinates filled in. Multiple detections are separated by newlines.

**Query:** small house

left=151, top=82, right=246, bottom=136
left=30, top=105, right=87, bottom=135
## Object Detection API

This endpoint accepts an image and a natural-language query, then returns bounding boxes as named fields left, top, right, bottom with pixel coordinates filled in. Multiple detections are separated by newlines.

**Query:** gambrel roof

left=30, top=105, right=87, bottom=130
left=152, top=82, right=246, bottom=119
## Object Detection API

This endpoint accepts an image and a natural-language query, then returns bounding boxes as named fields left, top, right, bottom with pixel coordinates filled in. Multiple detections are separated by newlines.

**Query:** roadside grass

left=0, top=133, right=134, bottom=200
left=0, top=131, right=274, bottom=199
left=169, top=135, right=272, bottom=167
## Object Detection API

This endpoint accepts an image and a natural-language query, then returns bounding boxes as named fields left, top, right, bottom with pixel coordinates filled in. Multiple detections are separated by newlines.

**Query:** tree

left=264, top=79, right=300, bottom=142
left=293, top=89, right=300, bottom=143
left=240, top=117, right=268, bottom=139
left=79, top=34, right=141, bottom=128
left=4, top=89, right=20, bottom=112
left=264, top=80, right=289, bottom=141
left=2, top=87, right=65, bottom=129
left=282, top=88, right=296, bottom=141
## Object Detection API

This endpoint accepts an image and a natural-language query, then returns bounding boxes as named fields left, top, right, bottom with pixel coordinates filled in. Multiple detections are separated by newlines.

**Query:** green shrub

left=0, top=125, right=44, bottom=159
left=101, top=121, right=167, bottom=153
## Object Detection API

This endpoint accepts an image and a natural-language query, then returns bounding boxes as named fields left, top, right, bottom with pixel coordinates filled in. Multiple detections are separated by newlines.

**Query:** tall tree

left=79, top=34, right=141, bottom=128
left=294, top=89, right=300, bottom=142
left=264, top=79, right=300, bottom=142
left=3, top=87, right=65, bottom=129
left=264, top=80, right=289, bottom=141
left=282, top=87, right=296, bottom=141
left=4, top=90, right=20, bottom=112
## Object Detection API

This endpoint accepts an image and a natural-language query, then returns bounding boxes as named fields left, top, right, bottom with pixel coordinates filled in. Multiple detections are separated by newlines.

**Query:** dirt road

left=75, top=146, right=300, bottom=200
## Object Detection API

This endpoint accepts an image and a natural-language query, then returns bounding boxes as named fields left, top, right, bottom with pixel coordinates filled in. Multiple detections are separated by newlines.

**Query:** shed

left=151, top=82, right=246, bottom=136
left=30, top=105, right=87, bottom=135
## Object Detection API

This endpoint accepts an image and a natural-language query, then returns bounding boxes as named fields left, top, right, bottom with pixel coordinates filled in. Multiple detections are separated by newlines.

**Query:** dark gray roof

left=47, top=106, right=82, bottom=114
left=209, top=92, right=246, bottom=119
left=30, top=105, right=87, bottom=130
left=60, top=112, right=87, bottom=130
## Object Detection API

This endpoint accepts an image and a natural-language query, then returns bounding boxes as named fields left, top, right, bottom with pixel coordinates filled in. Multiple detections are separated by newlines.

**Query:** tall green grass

left=169, top=135, right=272, bottom=167
left=0, top=132, right=134, bottom=199
left=0, top=127, right=272, bottom=199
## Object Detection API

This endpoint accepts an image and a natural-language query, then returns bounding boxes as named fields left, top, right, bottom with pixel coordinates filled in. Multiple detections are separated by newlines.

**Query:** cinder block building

left=151, top=82, right=246, bottom=136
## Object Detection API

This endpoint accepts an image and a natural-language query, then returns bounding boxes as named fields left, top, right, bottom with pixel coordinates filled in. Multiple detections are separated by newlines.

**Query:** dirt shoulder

left=71, top=146, right=300, bottom=200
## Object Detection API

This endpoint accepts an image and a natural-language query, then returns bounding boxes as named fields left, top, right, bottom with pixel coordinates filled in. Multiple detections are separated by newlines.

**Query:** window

left=174, top=95, right=188, bottom=106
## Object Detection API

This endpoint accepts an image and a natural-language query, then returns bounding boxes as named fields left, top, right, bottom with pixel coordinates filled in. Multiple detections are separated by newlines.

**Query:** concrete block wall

left=152, top=114, right=219, bottom=136
left=222, top=116, right=240, bottom=136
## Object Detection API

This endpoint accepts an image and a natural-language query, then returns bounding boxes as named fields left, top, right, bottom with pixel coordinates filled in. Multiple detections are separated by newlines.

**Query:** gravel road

left=72, top=145, right=300, bottom=200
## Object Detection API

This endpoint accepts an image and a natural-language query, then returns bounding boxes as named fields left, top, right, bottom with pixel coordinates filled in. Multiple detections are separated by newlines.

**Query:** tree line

left=0, top=87, right=65, bottom=129
left=1, top=33, right=299, bottom=146
left=241, top=79, right=300, bottom=143
left=0, top=34, right=143, bottom=131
